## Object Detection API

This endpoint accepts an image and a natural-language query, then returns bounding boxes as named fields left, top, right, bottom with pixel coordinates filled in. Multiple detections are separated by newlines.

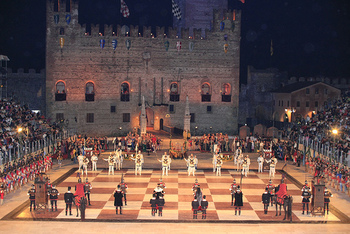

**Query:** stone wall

left=7, top=68, right=46, bottom=113
left=45, top=0, right=241, bottom=136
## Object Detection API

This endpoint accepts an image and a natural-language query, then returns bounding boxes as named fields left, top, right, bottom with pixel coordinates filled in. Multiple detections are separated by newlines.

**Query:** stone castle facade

left=45, top=0, right=241, bottom=136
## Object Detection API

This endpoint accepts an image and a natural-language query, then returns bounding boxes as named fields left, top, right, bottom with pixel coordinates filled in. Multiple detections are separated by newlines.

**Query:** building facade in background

left=45, top=0, right=241, bottom=136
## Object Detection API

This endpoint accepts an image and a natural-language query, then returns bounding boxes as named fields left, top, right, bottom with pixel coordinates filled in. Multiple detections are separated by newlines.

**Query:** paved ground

left=1, top=142, right=350, bottom=233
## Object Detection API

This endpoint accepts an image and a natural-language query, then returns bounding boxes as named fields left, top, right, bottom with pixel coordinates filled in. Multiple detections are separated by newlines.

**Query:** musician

left=82, top=156, right=89, bottom=176
left=84, top=178, right=92, bottom=206
left=230, top=179, right=238, bottom=206
left=301, top=184, right=312, bottom=215
left=324, top=187, right=333, bottom=215
left=234, top=185, right=243, bottom=215
left=119, top=176, right=128, bottom=205
left=104, top=153, right=115, bottom=175
left=27, top=184, right=36, bottom=211
left=64, top=186, right=74, bottom=216
left=48, top=185, right=59, bottom=211
left=262, top=187, right=271, bottom=214
left=216, top=156, right=223, bottom=176
left=201, top=195, right=208, bottom=219
left=91, top=153, right=98, bottom=171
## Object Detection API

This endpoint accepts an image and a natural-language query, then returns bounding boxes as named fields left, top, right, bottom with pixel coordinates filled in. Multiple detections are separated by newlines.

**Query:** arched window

left=121, top=82, right=130, bottom=101
left=221, top=83, right=231, bottom=102
left=85, top=82, right=95, bottom=101
left=201, top=82, right=211, bottom=102
left=170, top=82, right=180, bottom=102
left=55, top=81, right=66, bottom=101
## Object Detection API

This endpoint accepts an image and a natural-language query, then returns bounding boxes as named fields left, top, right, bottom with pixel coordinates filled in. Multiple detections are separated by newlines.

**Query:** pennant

left=176, top=41, right=181, bottom=52
left=112, top=39, right=118, bottom=50
left=239, top=0, right=245, bottom=3
left=172, top=0, right=182, bottom=20
left=189, top=41, right=194, bottom=52
left=164, top=41, right=170, bottom=51
left=100, top=39, right=105, bottom=49
left=54, top=14, right=59, bottom=24
left=224, top=43, right=228, bottom=53
left=120, top=0, right=130, bottom=18
left=60, top=37, right=65, bottom=49
left=270, top=39, right=273, bottom=56
left=125, top=39, right=131, bottom=50
left=65, top=14, right=71, bottom=25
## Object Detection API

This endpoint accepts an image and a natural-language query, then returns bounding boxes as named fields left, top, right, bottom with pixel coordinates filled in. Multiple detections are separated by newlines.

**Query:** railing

left=298, top=135, right=349, bottom=166
left=0, top=130, right=70, bottom=166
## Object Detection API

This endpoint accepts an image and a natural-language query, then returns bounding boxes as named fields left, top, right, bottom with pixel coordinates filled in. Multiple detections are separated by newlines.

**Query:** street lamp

left=332, top=129, right=338, bottom=142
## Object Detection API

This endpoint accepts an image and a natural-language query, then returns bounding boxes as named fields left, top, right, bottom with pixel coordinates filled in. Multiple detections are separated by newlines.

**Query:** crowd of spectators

left=114, top=132, right=162, bottom=154
left=0, top=98, right=64, bottom=162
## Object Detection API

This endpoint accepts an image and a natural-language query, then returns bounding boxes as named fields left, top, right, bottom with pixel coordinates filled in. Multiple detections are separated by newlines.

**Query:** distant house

left=272, top=82, right=341, bottom=122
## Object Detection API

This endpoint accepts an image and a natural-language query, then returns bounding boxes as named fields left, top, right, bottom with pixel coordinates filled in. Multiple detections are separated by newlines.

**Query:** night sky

left=0, top=0, right=349, bottom=82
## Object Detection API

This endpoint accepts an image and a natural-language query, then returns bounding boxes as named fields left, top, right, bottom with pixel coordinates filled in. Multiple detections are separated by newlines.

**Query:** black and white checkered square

left=172, top=0, right=182, bottom=20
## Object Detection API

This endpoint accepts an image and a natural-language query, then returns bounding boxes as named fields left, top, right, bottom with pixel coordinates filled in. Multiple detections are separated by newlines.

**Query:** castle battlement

left=47, top=0, right=241, bottom=41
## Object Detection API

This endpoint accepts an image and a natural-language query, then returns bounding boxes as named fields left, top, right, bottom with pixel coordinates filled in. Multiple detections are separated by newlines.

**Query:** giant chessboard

left=14, top=169, right=342, bottom=222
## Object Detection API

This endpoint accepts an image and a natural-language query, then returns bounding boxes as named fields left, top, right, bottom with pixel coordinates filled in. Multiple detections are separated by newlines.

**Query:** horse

left=274, top=194, right=293, bottom=221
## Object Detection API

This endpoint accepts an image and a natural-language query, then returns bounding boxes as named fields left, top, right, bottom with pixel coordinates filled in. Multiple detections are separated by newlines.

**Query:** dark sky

left=0, top=0, right=349, bottom=81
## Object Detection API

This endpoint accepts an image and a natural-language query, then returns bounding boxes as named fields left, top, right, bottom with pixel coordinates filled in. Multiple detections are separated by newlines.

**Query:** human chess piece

left=257, top=153, right=264, bottom=173
left=77, top=154, right=84, bottom=172
left=262, top=187, right=271, bottom=214
left=192, top=196, right=200, bottom=219
left=114, top=185, right=124, bottom=214
left=84, top=178, right=92, bottom=205
left=201, top=195, right=209, bottom=219
left=48, top=185, right=59, bottom=211
left=119, top=174, right=128, bottom=205
left=266, top=179, right=275, bottom=206
left=27, top=184, right=36, bottom=211
left=79, top=196, right=87, bottom=221
left=234, top=186, right=243, bottom=215
left=269, top=156, right=277, bottom=178
left=104, top=154, right=115, bottom=175
left=159, top=154, right=171, bottom=176
left=185, top=154, right=196, bottom=176
left=301, top=183, right=312, bottom=215
left=230, top=179, right=238, bottom=206
left=133, top=151, right=143, bottom=175
left=64, top=186, right=74, bottom=216
left=242, top=156, right=249, bottom=177
left=82, top=156, right=89, bottom=176
left=150, top=194, right=157, bottom=216
left=74, top=178, right=85, bottom=217
left=216, top=157, right=223, bottom=176
left=91, top=154, right=98, bottom=171
left=324, top=187, right=333, bottom=215
left=157, top=195, right=165, bottom=216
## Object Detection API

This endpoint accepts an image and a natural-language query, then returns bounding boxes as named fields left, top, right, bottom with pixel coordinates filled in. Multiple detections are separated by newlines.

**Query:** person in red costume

left=74, top=178, right=85, bottom=217
left=275, top=178, right=288, bottom=203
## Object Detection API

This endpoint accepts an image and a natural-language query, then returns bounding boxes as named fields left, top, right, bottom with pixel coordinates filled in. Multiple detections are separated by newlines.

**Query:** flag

left=270, top=39, right=273, bottom=56
left=172, top=0, right=182, bottom=20
left=239, top=0, right=245, bottom=3
left=120, top=0, right=130, bottom=18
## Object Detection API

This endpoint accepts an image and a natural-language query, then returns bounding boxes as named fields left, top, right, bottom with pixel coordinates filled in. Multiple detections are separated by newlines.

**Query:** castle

left=45, top=0, right=241, bottom=136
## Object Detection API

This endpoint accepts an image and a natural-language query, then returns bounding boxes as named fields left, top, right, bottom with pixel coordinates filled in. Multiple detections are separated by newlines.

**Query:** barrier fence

left=0, top=130, right=69, bottom=166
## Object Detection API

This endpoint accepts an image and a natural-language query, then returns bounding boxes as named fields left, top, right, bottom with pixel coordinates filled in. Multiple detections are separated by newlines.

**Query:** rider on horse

left=275, top=178, right=288, bottom=204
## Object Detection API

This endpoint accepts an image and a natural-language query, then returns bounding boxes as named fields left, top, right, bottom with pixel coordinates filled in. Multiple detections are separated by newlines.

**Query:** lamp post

left=272, top=111, right=277, bottom=141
